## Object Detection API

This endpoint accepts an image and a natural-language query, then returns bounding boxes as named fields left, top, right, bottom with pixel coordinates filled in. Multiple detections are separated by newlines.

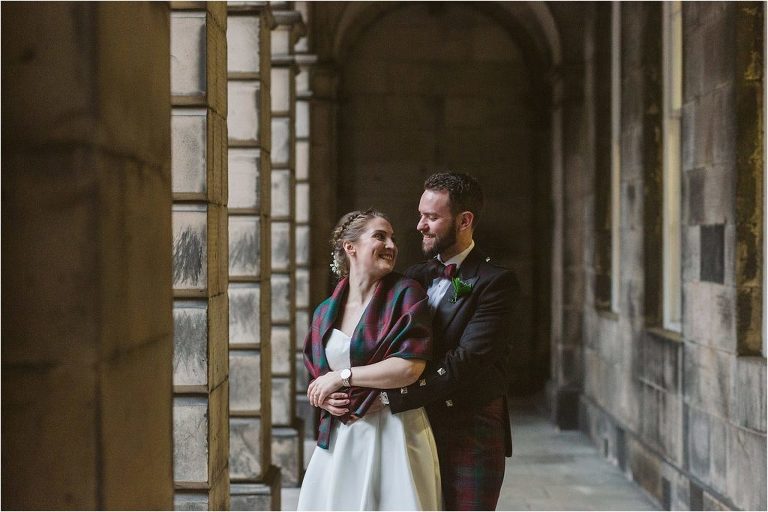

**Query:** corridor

left=282, top=399, right=659, bottom=511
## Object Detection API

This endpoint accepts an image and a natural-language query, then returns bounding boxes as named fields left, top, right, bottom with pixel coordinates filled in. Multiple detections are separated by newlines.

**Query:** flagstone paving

left=282, top=399, right=660, bottom=511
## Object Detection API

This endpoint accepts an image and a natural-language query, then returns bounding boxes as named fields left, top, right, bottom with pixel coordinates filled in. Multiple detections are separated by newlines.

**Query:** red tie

left=428, top=260, right=457, bottom=280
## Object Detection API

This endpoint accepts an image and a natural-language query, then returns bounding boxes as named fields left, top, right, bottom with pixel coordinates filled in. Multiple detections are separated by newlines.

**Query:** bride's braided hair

left=329, top=208, right=390, bottom=278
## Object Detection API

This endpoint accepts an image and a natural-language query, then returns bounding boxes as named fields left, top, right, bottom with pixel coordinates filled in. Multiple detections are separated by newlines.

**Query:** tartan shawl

left=304, top=272, right=432, bottom=449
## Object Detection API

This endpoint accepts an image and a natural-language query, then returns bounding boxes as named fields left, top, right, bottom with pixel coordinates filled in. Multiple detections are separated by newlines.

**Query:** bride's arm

left=307, top=357, right=426, bottom=407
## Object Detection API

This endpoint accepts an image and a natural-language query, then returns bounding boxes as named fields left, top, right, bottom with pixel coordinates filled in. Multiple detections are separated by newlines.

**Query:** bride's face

left=346, top=217, right=397, bottom=279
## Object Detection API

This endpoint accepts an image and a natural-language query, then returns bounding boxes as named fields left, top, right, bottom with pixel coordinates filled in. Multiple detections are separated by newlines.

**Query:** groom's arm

left=386, top=269, right=518, bottom=414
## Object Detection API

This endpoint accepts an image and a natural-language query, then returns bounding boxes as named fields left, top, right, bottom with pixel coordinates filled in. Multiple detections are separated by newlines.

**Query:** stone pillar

left=292, top=1, right=317, bottom=440
left=170, top=3, right=230, bottom=509
left=1, top=3, right=173, bottom=509
left=269, top=7, right=307, bottom=488
left=546, top=8, right=588, bottom=430
left=226, top=3, right=282, bottom=510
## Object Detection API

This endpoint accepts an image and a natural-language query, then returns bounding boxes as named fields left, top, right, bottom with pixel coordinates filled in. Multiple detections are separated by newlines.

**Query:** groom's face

left=417, top=189, right=458, bottom=258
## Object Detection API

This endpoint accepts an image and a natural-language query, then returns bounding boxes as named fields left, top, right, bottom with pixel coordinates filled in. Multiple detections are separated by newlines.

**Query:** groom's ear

left=458, top=211, right=474, bottom=231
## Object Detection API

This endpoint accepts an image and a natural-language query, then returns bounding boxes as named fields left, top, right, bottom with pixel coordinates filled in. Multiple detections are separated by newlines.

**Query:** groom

left=386, top=172, right=519, bottom=510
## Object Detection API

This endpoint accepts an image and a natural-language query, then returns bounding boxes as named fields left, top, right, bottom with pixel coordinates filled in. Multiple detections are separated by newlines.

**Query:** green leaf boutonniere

left=450, top=277, right=473, bottom=303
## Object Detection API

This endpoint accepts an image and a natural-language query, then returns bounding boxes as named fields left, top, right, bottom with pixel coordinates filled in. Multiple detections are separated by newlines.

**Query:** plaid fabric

left=431, top=396, right=507, bottom=511
left=304, top=272, right=432, bottom=448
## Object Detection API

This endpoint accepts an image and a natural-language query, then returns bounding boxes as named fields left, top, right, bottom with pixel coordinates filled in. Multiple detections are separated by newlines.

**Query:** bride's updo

left=330, top=208, right=390, bottom=278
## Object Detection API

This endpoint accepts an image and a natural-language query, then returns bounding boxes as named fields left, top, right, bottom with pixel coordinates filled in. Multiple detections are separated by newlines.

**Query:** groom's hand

left=319, top=392, right=350, bottom=416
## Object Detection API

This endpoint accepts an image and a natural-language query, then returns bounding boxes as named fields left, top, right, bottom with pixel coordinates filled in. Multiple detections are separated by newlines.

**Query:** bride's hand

left=307, top=371, right=344, bottom=407
left=319, top=392, right=350, bottom=416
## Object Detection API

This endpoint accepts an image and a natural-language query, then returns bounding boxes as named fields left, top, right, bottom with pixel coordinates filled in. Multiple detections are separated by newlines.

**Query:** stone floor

left=282, top=400, right=660, bottom=511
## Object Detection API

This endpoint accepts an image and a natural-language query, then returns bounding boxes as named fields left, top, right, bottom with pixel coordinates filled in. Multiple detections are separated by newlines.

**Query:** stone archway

left=311, top=1, right=561, bottom=396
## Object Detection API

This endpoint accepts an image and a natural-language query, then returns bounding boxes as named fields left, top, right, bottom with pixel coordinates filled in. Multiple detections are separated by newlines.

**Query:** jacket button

left=445, top=400, right=454, bottom=407
left=437, top=367, right=446, bottom=376
left=400, top=387, right=408, bottom=394
left=419, top=379, right=427, bottom=386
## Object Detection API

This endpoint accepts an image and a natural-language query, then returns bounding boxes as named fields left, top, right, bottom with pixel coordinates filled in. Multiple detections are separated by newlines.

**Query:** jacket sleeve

left=387, top=269, right=518, bottom=413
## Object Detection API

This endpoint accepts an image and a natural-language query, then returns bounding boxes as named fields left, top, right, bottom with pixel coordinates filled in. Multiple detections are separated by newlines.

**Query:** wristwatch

left=339, top=368, right=352, bottom=387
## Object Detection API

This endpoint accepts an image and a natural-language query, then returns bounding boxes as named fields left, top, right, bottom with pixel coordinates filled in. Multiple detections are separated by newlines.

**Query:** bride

left=298, top=209, right=441, bottom=511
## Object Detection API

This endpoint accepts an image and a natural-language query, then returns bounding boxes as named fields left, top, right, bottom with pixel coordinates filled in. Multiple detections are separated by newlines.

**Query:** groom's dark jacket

left=386, top=247, right=519, bottom=456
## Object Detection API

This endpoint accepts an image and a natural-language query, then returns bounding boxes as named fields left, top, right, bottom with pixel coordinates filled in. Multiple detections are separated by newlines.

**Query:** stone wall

left=2, top=3, right=173, bottom=509
left=580, top=3, right=766, bottom=510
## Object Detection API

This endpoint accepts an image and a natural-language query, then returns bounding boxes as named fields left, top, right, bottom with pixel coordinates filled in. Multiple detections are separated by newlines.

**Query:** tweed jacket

left=304, top=272, right=432, bottom=449
left=386, top=247, right=519, bottom=455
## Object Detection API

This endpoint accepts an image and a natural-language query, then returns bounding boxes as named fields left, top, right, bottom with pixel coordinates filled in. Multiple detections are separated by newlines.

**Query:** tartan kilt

left=429, top=396, right=507, bottom=511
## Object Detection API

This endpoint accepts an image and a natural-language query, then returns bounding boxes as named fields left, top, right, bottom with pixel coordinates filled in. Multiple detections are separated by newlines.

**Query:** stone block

left=171, top=12, right=206, bottom=97
left=230, top=350, right=261, bottom=414
left=272, top=427, right=303, bottom=486
left=271, top=169, right=291, bottom=217
left=229, top=215, right=260, bottom=277
left=686, top=406, right=711, bottom=481
left=230, top=418, right=262, bottom=480
left=228, top=80, right=261, bottom=143
left=682, top=225, right=700, bottom=283
left=229, top=148, right=261, bottom=210
left=271, top=221, right=291, bottom=270
left=296, top=140, right=309, bottom=181
left=296, top=101, right=309, bottom=139
left=272, top=377, right=292, bottom=425
left=172, top=204, right=208, bottom=291
left=271, top=117, right=291, bottom=166
left=295, top=182, right=309, bottom=223
left=296, top=225, right=310, bottom=266
left=173, top=396, right=208, bottom=484
left=726, top=426, right=767, bottom=511
left=174, top=493, right=208, bottom=511
left=734, top=357, right=766, bottom=432
left=172, top=108, right=208, bottom=195
left=683, top=342, right=732, bottom=418
left=295, top=310, right=310, bottom=351
left=272, top=326, right=292, bottom=375
left=227, top=14, right=260, bottom=74
left=229, top=283, right=261, bottom=346
left=231, top=468, right=281, bottom=511
left=271, top=67, right=291, bottom=112
left=682, top=281, right=736, bottom=351
left=173, top=301, right=208, bottom=390
left=295, top=269, right=309, bottom=309
left=271, top=274, right=292, bottom=323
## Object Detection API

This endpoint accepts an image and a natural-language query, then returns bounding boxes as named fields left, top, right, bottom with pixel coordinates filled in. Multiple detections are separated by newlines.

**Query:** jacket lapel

left=433, top=248, right=484, bottom=334
left=317, top=277, right=348, bottom=347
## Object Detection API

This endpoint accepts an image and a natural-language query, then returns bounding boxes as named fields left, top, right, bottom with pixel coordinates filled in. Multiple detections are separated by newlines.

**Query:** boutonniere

left=450, top=277, right=473, bottom=303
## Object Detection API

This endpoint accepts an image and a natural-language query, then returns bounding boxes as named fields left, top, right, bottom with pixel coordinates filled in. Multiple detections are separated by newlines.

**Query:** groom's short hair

left=424, top=172, right=484, bottom=227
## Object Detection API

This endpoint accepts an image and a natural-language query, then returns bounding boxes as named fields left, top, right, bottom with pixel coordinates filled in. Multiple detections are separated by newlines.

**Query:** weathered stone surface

left=272, top=326, right=292, bottom=375
left=229, top=284, right=261, bottom=345
left=271, top=169, right=291, bottom=217
left=228, top=81, right=261, bottom=142
left=171, top=12, right=207, bottom=97
left=173, top=397, right=209, bottom=483
left=272, top=427, right=302, bottom=486
left=272, top=377, right=292, bottom=425
left=174, top=301, right=208, bottom=387
left=271, top=274, right=291, bottom=323
left=172, top=205, right=208, bottom=290
left=229, top=148, right=261, bottom=210
left=230, top=418, right=262, bottom=480
left=230, top=350, right=261, bottom=413
left=174, top=493, right=208, bottom=511
left=229, top=215, right=260, bottom=277
left=733, top=357, right=767, bottom=432
left=271, top=117, right=291, bottom=165
left=227, top=14, right=260, bottom=74
left=726, top=426, right=767, bottom=511
left=172, top=109, right=208, bottom=194
left=700, top=224, right=725, bottom=283
left=271, top=221, right=291, bottom=270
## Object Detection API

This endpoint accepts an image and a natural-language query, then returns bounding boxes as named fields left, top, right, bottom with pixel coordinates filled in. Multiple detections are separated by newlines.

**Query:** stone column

left=170, top=3, right=230, bottom=509
left=292, top=0, right=317, bottom=440
left=226, top=3, right=283, bottom=510
left=2, top=3, right=173, bottom=509
left=270, top=7, right=307, bottom=488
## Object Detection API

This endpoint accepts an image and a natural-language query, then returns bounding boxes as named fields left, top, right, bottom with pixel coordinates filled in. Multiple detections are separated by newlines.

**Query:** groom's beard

left=422, top=220, right=458, bottom=259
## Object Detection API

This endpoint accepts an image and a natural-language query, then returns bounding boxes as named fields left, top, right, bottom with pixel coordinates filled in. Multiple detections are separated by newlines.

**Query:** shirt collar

left=438, top=240, right=475, bottom=269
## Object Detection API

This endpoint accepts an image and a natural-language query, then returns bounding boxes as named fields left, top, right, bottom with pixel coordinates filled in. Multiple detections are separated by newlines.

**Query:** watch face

left=340, top=368, right=351, bottom=379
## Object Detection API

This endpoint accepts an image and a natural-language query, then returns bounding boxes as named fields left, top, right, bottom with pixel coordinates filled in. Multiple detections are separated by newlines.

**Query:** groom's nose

left=417, top=217, right=428, bottom=232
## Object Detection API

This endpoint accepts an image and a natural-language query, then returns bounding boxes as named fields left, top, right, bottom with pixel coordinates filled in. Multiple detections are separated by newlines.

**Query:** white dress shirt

left=426, top=240, right=475, bottom=311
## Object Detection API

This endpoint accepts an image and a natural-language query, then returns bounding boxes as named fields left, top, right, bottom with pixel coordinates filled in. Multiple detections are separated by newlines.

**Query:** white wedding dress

left=297, top=329, right=442, bottom=511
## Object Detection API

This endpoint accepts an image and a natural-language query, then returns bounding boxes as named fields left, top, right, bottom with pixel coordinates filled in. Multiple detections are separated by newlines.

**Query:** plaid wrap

left=304, top=272, right=432, bottom=449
